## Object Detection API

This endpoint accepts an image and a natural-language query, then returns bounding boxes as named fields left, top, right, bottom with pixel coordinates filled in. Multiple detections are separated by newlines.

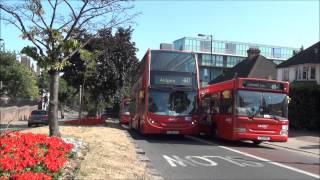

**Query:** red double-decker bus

left=199, top=78, right=289, bottom=144
left=129, top=49, right=200, bottom=135
left=119, top=98, right=131, bottom=125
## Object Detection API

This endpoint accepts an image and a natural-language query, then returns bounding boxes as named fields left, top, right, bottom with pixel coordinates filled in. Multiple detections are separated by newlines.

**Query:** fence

left=0, top=97, right=39, bottom=125
left=0, top=97, right=38, bottom=108
left=0, top=105, right=38, bottom=124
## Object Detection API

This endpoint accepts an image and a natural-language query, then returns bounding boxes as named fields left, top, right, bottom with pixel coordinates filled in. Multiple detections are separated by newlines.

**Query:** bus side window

left=221, top=90, right=233, bottom=114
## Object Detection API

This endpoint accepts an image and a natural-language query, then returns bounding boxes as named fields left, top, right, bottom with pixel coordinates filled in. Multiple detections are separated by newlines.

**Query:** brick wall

left=0, top=106, right=38, bottom=123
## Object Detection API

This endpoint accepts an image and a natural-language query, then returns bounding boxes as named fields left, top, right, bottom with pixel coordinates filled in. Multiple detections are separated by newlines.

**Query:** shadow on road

left=299, top=145, right=320, bottom=150
left=198, top=135, right=275, bottom=149
left=127, top=130, right=215, bottom=146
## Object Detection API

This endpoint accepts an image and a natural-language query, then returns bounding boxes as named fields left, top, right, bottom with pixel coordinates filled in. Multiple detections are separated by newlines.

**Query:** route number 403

left=162, top=155, right=264, bottom=167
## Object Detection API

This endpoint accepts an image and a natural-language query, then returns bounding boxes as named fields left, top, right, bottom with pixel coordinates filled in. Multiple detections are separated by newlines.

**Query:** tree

left=1, top=0, right=137, bottom=136
left=0, top=51, right=39, bottom=99
left=63, top=27, right=139, bottom=115
left=58, top=77, right=76, bottom=118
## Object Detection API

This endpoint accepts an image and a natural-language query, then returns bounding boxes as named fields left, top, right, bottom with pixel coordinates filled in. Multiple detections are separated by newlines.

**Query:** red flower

left=11, top=172, right=52, bottom=180
left=0, top=132, right=74, bottom=178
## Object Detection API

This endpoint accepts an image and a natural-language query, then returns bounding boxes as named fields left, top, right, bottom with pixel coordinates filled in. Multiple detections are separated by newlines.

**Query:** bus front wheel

left=137, top=119, right=141, bottom=134
left=211, top=124, right=219, bottom=139
left=129, top=119, right=133, bottom=130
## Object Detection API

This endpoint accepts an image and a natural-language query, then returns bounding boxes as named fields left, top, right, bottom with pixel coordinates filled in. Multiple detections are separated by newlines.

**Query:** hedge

left=289, top=84, right=320, bottom=130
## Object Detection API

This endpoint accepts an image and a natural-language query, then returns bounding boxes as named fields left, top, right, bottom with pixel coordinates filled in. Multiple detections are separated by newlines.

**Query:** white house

left=277, top=42, right=320, bottom=85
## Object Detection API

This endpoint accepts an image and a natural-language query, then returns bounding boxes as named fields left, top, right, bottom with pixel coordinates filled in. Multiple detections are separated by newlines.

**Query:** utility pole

left=0, top=6, right=3, bottom=52
left=78, top=85, right=82, bottom=124
left=210, top=35, right=213, bottom=82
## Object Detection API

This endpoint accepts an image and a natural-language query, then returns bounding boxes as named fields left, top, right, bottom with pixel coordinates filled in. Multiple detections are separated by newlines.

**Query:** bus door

left=137, top=89, right=146, bottom=131
left=199, top=95, right=212, bottom=135
left=215, top=90, right=234, bottom=140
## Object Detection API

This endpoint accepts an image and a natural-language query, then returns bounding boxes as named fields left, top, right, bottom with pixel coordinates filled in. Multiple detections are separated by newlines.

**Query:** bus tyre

left=138, top=119, right=141, bottom=133
left=212, top=124, right=219, bottom=139
left=253, top=140, right=263, bottom=145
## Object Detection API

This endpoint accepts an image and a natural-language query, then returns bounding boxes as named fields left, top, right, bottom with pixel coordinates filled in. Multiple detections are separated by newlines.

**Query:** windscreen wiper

left=271, top=114, right=283, bottom=121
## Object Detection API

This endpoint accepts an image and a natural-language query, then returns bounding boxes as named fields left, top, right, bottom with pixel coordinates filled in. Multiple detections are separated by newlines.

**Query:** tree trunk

left=48, top=70, right=61, bottom=137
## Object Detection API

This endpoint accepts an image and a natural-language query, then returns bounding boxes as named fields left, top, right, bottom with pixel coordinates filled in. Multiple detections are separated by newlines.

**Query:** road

left=129, top=130, right=320, bottom=180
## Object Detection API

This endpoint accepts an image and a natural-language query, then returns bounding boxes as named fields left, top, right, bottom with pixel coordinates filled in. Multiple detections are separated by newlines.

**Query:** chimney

left=247, top=47, right=261, bottom=59
left=160, top=43, right=173, bottom=50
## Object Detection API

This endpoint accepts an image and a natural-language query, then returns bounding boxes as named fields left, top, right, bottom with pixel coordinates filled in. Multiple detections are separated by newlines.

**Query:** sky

left=1, top=0, right=319, bottom=62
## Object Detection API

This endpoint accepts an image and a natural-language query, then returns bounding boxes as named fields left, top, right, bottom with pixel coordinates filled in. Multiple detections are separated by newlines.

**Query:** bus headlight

left=185, top=116, right=192, bottom=121
left=234, top=128, right=246, bottom=133
left=280, top=130, right=288, bottom=136
left=149, top=118, right=158, bottom=124
left=282, top=125, right=289, bottom=130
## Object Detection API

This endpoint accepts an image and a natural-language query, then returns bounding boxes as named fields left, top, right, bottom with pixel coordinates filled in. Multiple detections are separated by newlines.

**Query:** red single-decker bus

left=199, top=78, right=289, bottom=144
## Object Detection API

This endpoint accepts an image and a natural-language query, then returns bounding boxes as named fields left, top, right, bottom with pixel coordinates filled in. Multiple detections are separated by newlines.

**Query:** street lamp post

left=198, top=34, right=213, bottom=84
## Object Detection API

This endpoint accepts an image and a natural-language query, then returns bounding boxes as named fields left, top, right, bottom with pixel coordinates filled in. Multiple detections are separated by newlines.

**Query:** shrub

left=289, top=84, right=320, bottom=130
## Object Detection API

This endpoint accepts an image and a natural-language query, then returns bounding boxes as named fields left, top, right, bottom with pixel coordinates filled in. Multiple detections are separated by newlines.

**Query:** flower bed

left=0, top=132, right=74, bottom=179
left=63, top=117, right=105, bottom=126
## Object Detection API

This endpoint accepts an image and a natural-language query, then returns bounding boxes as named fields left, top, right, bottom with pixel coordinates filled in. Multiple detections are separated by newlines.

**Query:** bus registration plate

left=258, top=136, right=270, bottom=141
left=167, top=131, right=179, bottom=134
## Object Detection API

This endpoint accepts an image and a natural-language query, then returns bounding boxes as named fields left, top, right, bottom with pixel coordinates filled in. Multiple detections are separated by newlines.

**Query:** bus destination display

left=154, top=75, right=192, bottom=86
left=243, top=80, right=284, bottom=90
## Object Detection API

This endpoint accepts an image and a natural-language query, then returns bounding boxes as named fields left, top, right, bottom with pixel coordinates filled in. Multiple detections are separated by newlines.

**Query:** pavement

left=264, top=130, right=320, bottom=156
left=57, top=110, right=83, bottom=122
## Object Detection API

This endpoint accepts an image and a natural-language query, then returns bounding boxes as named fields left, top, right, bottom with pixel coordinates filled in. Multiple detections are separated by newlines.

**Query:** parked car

left=28, top=110, right=48, bottom=127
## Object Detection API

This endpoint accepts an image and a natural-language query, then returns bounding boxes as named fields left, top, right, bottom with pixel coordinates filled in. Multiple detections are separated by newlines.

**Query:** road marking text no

left=163, top=155, right=264, bottom=167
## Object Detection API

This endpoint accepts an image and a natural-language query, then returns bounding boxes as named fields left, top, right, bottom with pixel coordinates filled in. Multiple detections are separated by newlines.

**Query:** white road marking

left=186, top=135, right=320, bottom=179
left=162, top=155, right=195, bottom=167
left=185, top=156, right=217, bottom=166
left=162, top=155, right=263, bottom=167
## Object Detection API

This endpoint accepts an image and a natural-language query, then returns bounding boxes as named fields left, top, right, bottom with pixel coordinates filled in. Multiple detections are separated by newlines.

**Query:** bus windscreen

left=150, top=51, right=196, bottom=73
left=148, top=89, right=196, bottom=116
left=236, top=90, right=288, bottom=119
